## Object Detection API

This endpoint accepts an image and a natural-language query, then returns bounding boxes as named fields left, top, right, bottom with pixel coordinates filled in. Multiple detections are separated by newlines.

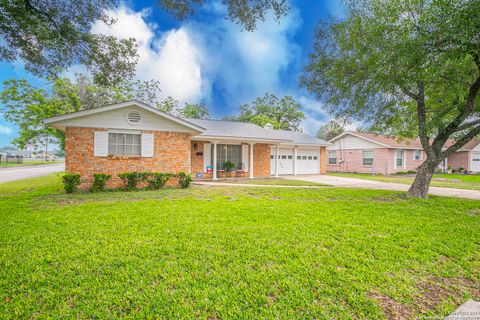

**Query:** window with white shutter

left=141, top=133, right=154, bottom=157
left=93, top=131, right=108, bottom=157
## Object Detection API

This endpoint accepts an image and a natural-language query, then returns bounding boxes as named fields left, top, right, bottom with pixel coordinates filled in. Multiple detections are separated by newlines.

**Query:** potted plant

left=222, top=161, right=236, bottom=176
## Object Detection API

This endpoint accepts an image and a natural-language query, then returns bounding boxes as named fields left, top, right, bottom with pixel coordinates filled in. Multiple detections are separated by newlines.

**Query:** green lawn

left=0, top=159, right=63, bottom=167
left=1, top=175, right=479, bottom=319
left=210, top=178, right=328, bottom=186
left=329, top=172, right=480, bottom=190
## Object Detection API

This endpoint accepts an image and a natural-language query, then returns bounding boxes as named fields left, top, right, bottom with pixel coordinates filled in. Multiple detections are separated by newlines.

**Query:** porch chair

left=236, top=162, right=246, bottom=177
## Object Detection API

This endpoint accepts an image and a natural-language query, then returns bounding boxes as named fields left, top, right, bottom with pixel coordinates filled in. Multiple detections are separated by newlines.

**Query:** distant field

left=0, top=159, right=64, bottom=167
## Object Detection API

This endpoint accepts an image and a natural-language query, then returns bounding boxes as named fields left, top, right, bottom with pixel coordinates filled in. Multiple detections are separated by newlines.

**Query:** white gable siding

left=473, top=144, right=480, bottom=152
left=56, top=106, right=197, bottom=133
left=328, top=134, right=384, bottom=150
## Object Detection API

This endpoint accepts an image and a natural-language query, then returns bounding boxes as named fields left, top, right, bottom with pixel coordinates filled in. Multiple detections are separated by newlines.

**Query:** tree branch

left=414, top=81, right=433, bottom=156
left=432, top=54, right=480, bottom=150
left=454, top=118, right=480, bottom=132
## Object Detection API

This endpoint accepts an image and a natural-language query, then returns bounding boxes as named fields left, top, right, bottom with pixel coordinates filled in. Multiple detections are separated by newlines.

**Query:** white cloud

left=85, top=3, right=338, bottom=134
left=91, top=5, right=205, bottom=103
left=0, top=125, right=12, bottom=135
left=187, top=7, right=302, bottom=108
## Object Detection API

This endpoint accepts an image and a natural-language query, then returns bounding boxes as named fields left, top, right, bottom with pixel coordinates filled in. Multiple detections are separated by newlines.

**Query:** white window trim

left=328, top=150, right=337, bottom=165
left=412, top=149, right=423, bottom=161
left=362, top=149, right=374, bottom=166
left=108, top=131, right=143, bottom=157
left=395, top=149, right=406, bottom=169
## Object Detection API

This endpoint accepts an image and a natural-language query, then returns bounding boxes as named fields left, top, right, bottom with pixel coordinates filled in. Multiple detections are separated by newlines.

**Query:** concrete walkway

left=195, top=175, right=480, bottom=200
left=283, top=174, right=480, bottom=200
left=0, top=164, right=65, bottom=184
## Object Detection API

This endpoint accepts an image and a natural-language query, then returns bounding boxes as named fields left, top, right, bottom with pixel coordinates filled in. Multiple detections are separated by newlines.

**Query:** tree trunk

left=408, top=159, right=437, bottom=198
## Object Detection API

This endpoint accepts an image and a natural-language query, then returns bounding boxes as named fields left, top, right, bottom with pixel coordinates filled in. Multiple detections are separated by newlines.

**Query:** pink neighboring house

left=327, top=132, right=480, bottom=175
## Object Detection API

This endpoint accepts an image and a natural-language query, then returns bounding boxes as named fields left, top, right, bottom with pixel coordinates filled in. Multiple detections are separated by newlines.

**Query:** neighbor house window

left=212, top=144, right=242, bottom=169
left=363, top=150, right=374, bottom=166
left=413, top=150, right=422, bottom=160
left=328, top=151, right=337, bottom=164
left=396, top=150, right=404, bottom=167
left=108, top=133, right=141, bottom=156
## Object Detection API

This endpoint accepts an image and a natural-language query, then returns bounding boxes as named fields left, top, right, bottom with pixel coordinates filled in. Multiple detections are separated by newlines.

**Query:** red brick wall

left=253, top=143, right=271, bottom=177
left=448, top=151, right=470, bottom=171
left=65, top=127, right=192, bottom=189
left=320, top=146, right=327, bottom=174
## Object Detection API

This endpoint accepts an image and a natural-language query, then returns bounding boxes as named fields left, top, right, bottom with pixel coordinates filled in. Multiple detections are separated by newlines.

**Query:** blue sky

left=0, top=0, right=345, bottom=147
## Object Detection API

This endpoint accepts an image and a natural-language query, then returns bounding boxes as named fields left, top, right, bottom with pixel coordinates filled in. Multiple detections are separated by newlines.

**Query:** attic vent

left=126, top=110, right=141, bottom=125
left=264, top=123, right=274, bottom=130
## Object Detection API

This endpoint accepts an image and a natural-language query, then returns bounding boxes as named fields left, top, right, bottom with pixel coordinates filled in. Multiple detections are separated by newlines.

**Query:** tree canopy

left=316, top=120, right=345, bottom=141
left=158, top=0, right=289, bottom=31
left=231, top=93, right=305, bottom=131
left=0, top=0, right=138, bottom=86
left=301, top=0, right=480, bottom=198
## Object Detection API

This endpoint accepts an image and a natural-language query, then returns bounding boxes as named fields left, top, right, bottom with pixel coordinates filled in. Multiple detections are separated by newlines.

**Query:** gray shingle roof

left=183, top=118, right=329, bottom=145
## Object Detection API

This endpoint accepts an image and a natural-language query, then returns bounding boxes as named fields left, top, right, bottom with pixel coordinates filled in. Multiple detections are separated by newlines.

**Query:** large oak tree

left=301, top=0, right=480, bottom=198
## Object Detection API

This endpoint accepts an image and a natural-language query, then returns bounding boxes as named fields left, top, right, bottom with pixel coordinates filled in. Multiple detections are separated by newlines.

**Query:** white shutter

left=141, top=133, right=154, bottom=157
left=93, top=131, right=108, bottom=157
left=242, top=144, right=249, bottom=172
left=203, top=143, right=211, bottom=172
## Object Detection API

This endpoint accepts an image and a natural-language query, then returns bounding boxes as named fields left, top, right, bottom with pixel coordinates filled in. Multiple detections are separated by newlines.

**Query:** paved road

left=0, top=164, right=65, bottom=184
left=284, top=174, right=480, bottom=200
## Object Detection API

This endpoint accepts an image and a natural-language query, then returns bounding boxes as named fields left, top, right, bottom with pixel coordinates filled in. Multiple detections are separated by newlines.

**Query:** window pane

left=134, top=134, right=141, bottom=144
left=297, top=156, right=301, bottom=160
left=363, top=150, right=373, bottom=158
left=281, top=155, right=286, bottom=159
left=118, top=134, right=126, bottom=145
left=313, top=156, right=318, bottom=160
left=108, top=133, right=116, bottom=144
left=126, top=134, right=133, bottom=144
left=288, top=155, right=292, bottom=159
left=117, top=144, right=125, bottom=155
left=302, top=156, right=307, bottom=160
left=270, top=155, right=274, bottom=159
left=133, top=145, right=141, bottom=155
left=108, top=144, right=115, bottom=155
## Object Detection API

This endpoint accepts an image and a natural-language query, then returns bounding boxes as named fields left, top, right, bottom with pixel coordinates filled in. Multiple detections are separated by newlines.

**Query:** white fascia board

left=191, top=135, right=291, bottom=144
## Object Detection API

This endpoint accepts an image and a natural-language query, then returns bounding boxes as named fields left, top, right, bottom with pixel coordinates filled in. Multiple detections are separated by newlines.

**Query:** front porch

left=190, top=140, right=272, bottom=180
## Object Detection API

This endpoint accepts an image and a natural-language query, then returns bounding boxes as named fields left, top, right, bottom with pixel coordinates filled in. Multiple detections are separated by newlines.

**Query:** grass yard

left=210, top=178, right=328, bottom=186
left=0, top=175, right=479, bottom=319
left=0, top=159, right=64, bottom=167
left=329, top=172, right=480, bottom=191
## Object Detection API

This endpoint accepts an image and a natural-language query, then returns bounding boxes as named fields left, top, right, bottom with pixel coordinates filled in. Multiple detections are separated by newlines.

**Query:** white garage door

left=270, top=148, right=294, bottom=175
left=472, top=152, right=480, bottom=173
left=296, top=148, right=320, bottom=174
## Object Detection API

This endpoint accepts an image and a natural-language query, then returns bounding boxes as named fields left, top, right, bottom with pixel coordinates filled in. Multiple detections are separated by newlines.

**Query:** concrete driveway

left=0, top=164, right=65, bottom=184
left=284, top=174, right=480, bottom=200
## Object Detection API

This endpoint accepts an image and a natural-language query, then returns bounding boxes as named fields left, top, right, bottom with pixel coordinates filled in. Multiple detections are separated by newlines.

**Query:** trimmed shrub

left=145, top=172, right=173, bottom=190
left=177, top=171, right=192, bottom=189
left=406, top=170, right=416, bottom=174
left=62, top=174, right=81, bottom=193
left=118, top=172, right=143, bottom=191
left=92, top=173, right=111, bottom=192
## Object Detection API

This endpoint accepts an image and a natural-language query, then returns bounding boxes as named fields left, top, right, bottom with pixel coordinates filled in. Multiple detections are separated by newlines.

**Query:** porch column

left=213, top=142, right=218, bottom=180
left=275, top=145, right=279, bottom=177
left=293, top=146, right=298, bottom=175
left=249, top=143, right=255, bottom=178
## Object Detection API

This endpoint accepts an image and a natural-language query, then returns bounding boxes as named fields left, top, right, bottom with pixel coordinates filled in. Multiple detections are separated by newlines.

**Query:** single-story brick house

left=327, top=131, right=480, bottom=174
left=44, top=100, right=329, bottom=189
